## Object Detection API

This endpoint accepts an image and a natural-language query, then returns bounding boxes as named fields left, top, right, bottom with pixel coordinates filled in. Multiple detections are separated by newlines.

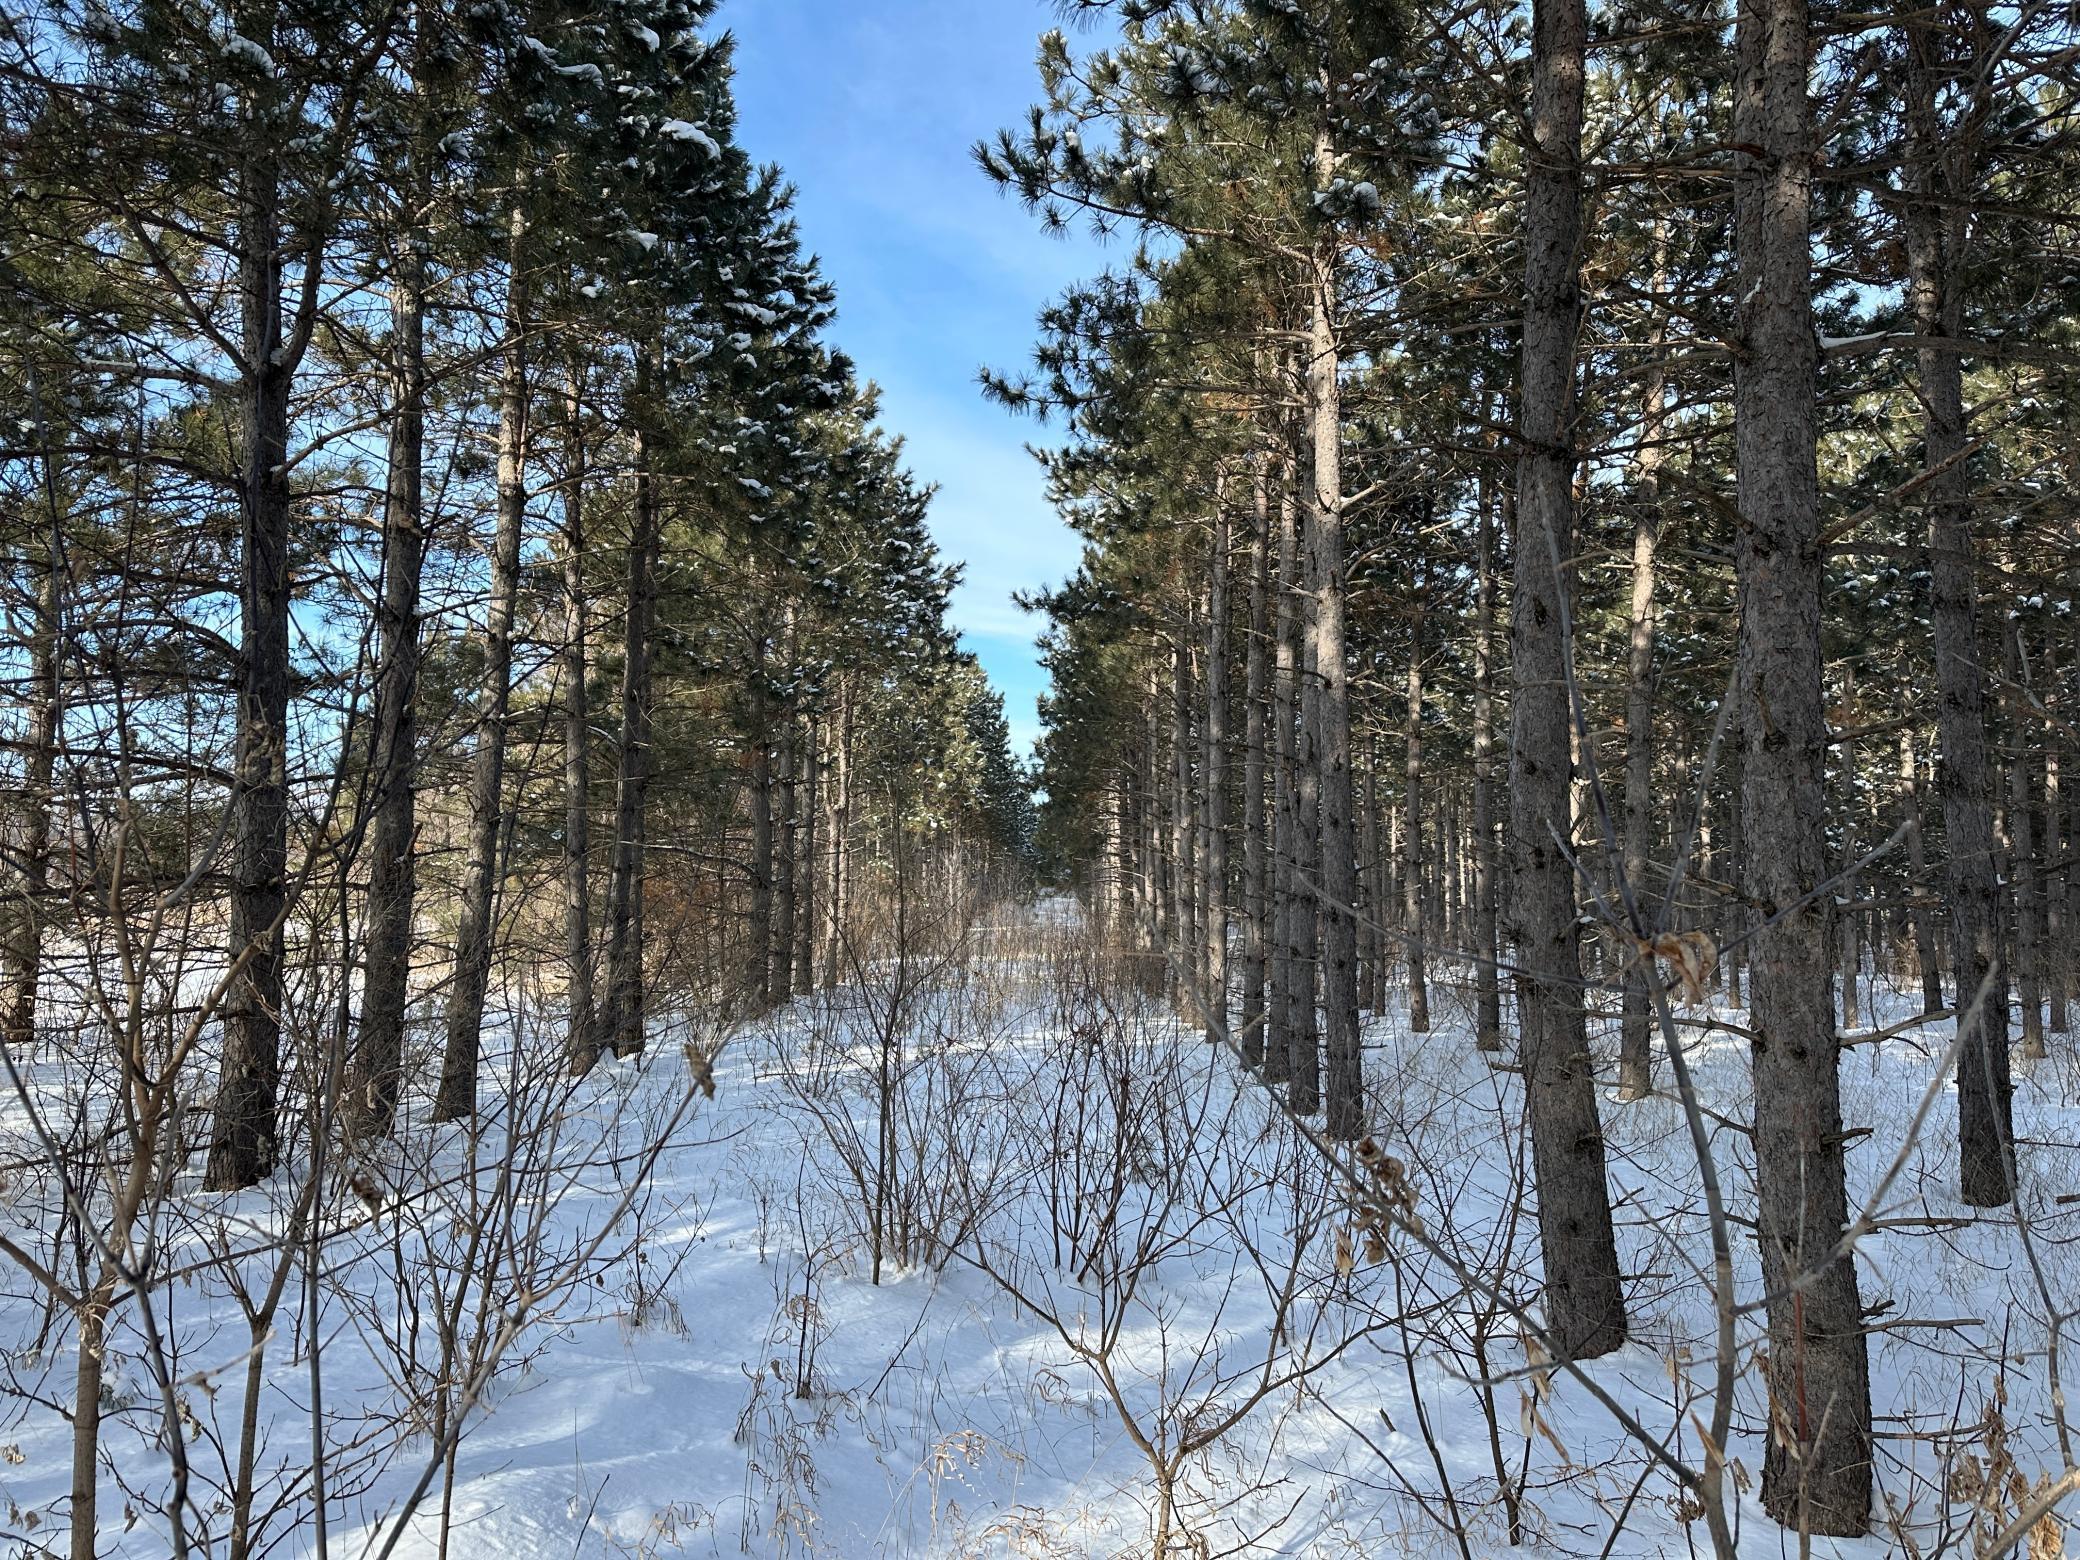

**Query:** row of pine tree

left=996, top=0, right=2074, bottom=1539
left=0, top=0, right=1033, bottom=1219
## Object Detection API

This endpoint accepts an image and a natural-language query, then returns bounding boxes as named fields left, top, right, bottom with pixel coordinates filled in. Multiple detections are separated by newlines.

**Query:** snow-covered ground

left=2, top=906, right=2074, bottom=1557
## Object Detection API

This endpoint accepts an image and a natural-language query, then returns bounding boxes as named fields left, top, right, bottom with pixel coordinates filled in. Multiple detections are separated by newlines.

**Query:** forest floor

left=2, top=904, right=2076, bottom=1557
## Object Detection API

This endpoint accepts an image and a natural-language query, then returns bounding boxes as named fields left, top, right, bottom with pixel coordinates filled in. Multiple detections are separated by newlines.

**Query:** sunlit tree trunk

left=1240, top=449, right=1271, bottom=1067
left=562, top=362, right=599, bottom=1075
left=439, top=213, right=530, bottom=1119
left=1307, top=124, right=1362, bottom=1139
left=1472, top=466, right=1503, bottom=1053
left=1201, top=501, right=1230, bottom=1033
left=1402, top=574, right=1429, bottom=1034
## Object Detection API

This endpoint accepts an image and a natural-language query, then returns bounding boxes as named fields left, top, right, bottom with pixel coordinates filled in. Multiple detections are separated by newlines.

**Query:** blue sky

left=727, top=1, right=1112, bottom=759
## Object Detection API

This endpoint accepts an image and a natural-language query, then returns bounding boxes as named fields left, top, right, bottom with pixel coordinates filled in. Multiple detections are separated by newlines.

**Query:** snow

left=657, top=119, right=721, bottom=159
left=1819, top=331, right=1894, bottom=352
left=220, top=33, right=275, bottom=73
left=1, top=910, right=2075, bottom=1556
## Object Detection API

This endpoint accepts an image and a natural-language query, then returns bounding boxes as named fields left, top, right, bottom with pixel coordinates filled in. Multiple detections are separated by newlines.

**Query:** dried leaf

left=1642, top=931, right=1719, bottom=1005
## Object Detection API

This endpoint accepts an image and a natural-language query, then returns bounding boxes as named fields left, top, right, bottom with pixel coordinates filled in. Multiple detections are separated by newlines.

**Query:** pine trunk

left=2, top=517, right=60, bottom=1054
left=1241, top=449, right=1271, bottom=1067
left=437, top=214, right=529, bottom=1120
left=1905, top=15, right=2014, bottom=1205
left=1617, top=303, right=1665, bottom=1100
left=207, top=75, right=294, bottom=1190
left=795, top=713, right=819, bottom=994
left=1472, top=470, right=1502, bottom=1052
left=1170, top=633, right=1198, bottom=1018
left=602, top=394, right=660, bottom=1058
left=1734, top=0, right=1873, bottom=1526
left=1268, top=452, right=1303, bottom=1087
left=749, top=671, right=775, bottom=1004
left=773, top=698, right=798, bottom=1007
left=1899, top=719, right=1945, bottom=1012
left=2010, top=627, right=2045, bottom=1059
left=1202, top=504, right=1231, bottom=1035
left=354, top=191, right=428, bottom=1137
left=1509, top=0, right=1626, bottom=1360
left=562, top=363, right=599, bottom=1075
left=1403, top=588, right=1429, bottom=1034
left=1307, top=149, right=1363, bottom=1140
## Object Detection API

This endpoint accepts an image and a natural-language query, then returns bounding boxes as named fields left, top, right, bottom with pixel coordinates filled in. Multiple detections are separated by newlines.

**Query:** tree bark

left=353, top=166, right=429, bottom=1138
left=1472, top=466, right=1503, bottom=1053
left=2, top=514, right=60, bottom=1055
left=1904, top=14, right=2013, bottom=1206
left=1268, top=447, right=1304, bottom=1087
left=1202, top=500, right=1231, bottom=1035
left=437, top=210, right=529, bottom=1120
left=1734, top=0, right=1873, bottom=1526
left=1617, top=274, right=1666, bottom=1100
left=1170, top=630, right=1198, bottom=1018
left=821, top=685, right=852, bottom=988
left=208, top=45, right=296, bottom=1189
left=1402, top=577, right=1429, bottom=1034
left=2009, top=624, right=2045, bottom=1059
left=1241, top=448, right=1271, bottom=1067
left=795, top=711, right=819, bottom=994
left=1307, top=129, right=1363, bottom=1141
left=562, top=361, right=599, bottom=1076
left=748, top=652, right=775, bottom=1005
left=1899, top=717, right=1945, bottom=1012
left=1508, top=0, right=1626, bottom=1361
left=602, top=372, right=660, bottom=1058
left=772, top=647, right=798, bottom=1007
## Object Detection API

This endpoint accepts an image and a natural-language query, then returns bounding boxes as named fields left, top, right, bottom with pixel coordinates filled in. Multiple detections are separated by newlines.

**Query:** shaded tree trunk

left=1899, top=717, right=1944, bottom=1013
left=1508, top=0, right=1626, bottom=1360
left=795, top=713, right=819, bottom=994
left=821, top=686, right=852, bottom=988
left=2, top=514, right=60, bottom=1054
left=354, top=169, right=429, bottom=1137
left=1268, top=450, right=1304, bottom=1088
left=749, top=659, right=775, bottom=1004
left=602, top=386, right=660, bottom=1059
left=1170, top=630, right=1198, bottom=1018
left=1617, top=281, right=1665, bottom=1100
left=772, top=695, right=798, bottom=1007
left=2009, top=625, right=2045, bottom=1059
left=1735, top=0, right=1873, bottom=1526
left=1905, top=14, right=2013, bottom=1206
left=1362, top=758, right=1386, bottom=1017
left=208, top=67, right=297, bottom=1190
